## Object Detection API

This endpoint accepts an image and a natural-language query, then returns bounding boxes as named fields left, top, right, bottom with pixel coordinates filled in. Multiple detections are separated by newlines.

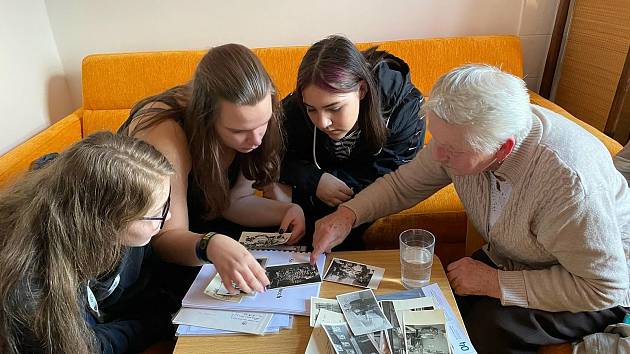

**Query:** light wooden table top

left=173, top=249, right=463, bottom=354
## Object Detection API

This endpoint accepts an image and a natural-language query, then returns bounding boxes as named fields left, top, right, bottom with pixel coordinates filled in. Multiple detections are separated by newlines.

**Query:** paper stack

left=307, top=290, right=449, bottom=354
left=174, top=246, right=326, bottom=336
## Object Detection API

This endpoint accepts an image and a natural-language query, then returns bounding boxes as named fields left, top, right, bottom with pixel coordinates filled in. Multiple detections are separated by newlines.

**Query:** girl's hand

left=316, top=173, right=354, bottom=207
left=206, top=234, right=270, bottom=294
left=280, top=203, right=306, bottom=244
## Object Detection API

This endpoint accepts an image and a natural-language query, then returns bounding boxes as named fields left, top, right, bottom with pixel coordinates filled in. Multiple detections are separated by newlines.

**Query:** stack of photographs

left=380, top=297, right=449, bottom=354
left=307, top=291, right=450, bottom=354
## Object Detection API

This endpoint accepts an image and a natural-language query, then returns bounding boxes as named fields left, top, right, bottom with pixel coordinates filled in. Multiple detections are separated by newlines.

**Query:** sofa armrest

left=0, top=109, right=83, bottom=188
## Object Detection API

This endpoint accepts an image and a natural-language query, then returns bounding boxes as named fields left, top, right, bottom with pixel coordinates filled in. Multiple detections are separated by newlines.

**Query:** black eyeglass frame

left=141, top=187, right=171, bottom=229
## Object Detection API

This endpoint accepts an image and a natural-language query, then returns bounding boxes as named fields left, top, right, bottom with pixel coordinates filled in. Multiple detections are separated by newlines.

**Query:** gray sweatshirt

left=344, top=104, right=630, bottom=313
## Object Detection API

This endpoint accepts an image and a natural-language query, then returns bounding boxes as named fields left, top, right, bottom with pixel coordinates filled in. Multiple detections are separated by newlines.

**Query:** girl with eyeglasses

left=0, top=132, right=177, bottom=353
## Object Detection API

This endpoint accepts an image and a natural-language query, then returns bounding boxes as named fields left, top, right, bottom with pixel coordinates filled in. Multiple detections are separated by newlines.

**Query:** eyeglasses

left=141, top=188, right=171, bottom=230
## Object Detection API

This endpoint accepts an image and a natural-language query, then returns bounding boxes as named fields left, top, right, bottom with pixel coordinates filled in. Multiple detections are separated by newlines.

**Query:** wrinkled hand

left=316, top=173, right=354, bottom=207
left=446, top=257, right=501, bottom=298
left=261, top=182, right=292, bottom=203
left=311, top=206, right=356, bottom=264
left=280, top=203, right=305, bottom=244
left=206, top=234, right=270, bottom=294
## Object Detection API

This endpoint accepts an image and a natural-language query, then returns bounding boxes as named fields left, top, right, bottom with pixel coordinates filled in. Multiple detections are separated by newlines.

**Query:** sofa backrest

left=0, top=111, right=83, bottom=188
left=81, top=35, right=524, bottom=139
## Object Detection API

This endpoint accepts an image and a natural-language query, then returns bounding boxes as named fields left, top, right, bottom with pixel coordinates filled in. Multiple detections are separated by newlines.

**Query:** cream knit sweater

left=344, top=105, right=630, bottom=313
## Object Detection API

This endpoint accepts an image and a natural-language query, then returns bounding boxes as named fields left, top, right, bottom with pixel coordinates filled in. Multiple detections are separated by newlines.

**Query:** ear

left=358, top=80, right=368, bottom=100
left=497, top=136, right=516, bottom=162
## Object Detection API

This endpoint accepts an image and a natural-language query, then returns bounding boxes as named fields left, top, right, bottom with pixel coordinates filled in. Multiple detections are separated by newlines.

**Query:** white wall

left=45, top=0, right=559, bottom=107
left=0, top=0, right=74, bottom=155
left=1, top=0, right=558, bottom=155
left=519, top=0, right=560, bottom=92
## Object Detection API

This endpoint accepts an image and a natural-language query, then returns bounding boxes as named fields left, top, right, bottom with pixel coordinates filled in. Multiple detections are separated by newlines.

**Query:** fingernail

left=278, top=228, right=285, bottom=234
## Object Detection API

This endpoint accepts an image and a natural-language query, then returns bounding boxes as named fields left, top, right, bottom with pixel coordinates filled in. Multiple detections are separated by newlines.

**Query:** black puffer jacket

left=280, top=53, right=425, bottom=217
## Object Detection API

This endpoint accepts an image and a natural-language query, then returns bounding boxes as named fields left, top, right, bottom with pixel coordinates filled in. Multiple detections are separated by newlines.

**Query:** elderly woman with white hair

left=310, top=64, right=630, bottom=353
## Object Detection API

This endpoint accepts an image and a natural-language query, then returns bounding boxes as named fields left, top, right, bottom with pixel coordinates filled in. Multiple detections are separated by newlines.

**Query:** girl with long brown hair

left=119, top=43, right=304, bottom=294
left=0, top=132, right=176, bottom=353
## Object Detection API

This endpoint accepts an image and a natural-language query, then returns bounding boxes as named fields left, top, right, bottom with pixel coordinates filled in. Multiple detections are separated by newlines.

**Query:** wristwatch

left=195, top=232, right=216, bottom=263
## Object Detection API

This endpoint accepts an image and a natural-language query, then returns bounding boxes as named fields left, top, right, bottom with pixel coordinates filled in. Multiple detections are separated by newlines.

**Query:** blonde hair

left=0, top=132, right=174, bottom=354
left=424, top=64, right=532, bottom=153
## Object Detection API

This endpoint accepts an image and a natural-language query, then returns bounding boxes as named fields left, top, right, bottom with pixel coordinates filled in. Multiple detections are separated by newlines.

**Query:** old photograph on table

left=369, top=331, right=390, bottom=354
left=204, top=273, right=246, bottom=303
left=310, top=297, right=343, bottom=327
left=381, top=300, right=405, bottom=354
left=266, top=262, right=321, bottom=290
left=336, top=289, right=392, bottom=336
left=402, top=309, right=449, bottom=354
left=324, top=258, right=385, bottom=289
left=238, top=231, right=291, bottom=248
left=322, top=323, right=380, bottom=354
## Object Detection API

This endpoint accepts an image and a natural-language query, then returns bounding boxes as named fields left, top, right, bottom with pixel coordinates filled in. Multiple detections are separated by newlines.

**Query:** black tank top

left=187, top=157, right=240, bottom=233
left=118, top=111, right=241, bottom=234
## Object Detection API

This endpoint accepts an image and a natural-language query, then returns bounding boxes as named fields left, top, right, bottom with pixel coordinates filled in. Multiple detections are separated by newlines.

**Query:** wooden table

left=173, top=249, right=463, bottom=354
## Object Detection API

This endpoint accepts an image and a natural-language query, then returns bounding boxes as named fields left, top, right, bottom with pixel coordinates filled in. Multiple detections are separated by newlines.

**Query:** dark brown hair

left=0, top=132, right=174, bottom=354
left=295, top=35, right=389, bottom=153
left=121, top=44, right=283, bottom=218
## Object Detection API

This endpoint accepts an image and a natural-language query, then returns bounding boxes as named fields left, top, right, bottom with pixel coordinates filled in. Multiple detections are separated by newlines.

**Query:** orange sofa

left=0, top=36, right=621, bottom=272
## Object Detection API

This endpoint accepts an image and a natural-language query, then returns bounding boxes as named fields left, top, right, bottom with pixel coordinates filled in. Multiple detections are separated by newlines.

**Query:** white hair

left=424, top=64, right=532, bottom=153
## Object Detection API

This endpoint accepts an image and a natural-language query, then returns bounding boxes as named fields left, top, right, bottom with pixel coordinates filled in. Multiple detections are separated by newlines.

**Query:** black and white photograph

left=266, top=262, right=322, bottom=290
left=310, top=297, right=343, bottom=327
left=238, top=231, right=291, bottom=248
left=324, top=258, right=385, bottom=289
left=369, top=331, right=390, bottom=354
left=337, top=289, right=392, bottom=336
left=402, top=310, right=449, bottom=354
left=322, top=323, right=380, bottom=354
left=391, top=297, right=435, bottom=313
left=381, top=300, right=405, bottom=354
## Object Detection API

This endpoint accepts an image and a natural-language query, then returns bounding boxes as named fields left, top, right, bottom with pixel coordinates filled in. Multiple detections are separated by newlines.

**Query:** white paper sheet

left=175, top=313, right=293, bottom=336
left=172, top=308, right=273, bottom=335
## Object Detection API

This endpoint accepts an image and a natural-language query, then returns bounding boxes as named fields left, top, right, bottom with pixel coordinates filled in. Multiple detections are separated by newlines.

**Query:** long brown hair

left=0, top=132, right=174, bottom=354
left=121, top=43, right=283, bottom=218
left=295, top=35, right=389, bottom=153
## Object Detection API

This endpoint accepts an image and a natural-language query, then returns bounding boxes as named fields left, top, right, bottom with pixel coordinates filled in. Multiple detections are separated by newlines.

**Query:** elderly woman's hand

left=446, top=257, right=501, bottom=298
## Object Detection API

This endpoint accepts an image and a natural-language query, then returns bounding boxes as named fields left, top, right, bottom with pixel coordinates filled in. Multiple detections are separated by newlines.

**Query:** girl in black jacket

left=270, top=35, right=425, bottom=248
